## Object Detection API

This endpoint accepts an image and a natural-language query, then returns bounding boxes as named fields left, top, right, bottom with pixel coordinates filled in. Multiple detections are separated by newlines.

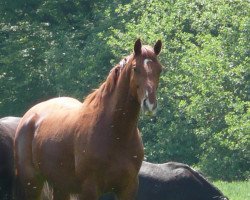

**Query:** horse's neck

left=83, top=69, right=140, bottom=138
left=108, top=75, right=140, bottom=138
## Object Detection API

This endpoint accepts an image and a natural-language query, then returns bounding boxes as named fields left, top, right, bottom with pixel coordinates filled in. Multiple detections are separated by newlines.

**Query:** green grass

left=214, top=180, right=250, bottom=200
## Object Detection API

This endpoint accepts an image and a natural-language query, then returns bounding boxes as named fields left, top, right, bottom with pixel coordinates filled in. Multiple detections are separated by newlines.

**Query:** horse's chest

left=76, top=147, right=141, bottom=185
left=95, top=157, right=139, bottom=191
left=74, top=133, right=143, bottom=190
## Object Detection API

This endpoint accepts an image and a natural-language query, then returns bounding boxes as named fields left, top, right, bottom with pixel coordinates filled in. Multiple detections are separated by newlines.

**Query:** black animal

left=100, top=161, right=229, bottom=200
left=0, top=117, right=20, bottom=200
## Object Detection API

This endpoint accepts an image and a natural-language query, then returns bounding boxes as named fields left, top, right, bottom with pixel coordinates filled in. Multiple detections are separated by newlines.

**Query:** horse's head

left=129, top=39, right=162, bottom=115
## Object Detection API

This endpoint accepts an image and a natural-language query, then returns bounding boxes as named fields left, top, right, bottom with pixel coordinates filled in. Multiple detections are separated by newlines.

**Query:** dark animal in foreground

left=100, top=161, right=229, bottom=200
left=0, top=117, right=20, bottom=200
left=0, top=117, right=54, bottom=200
left=15, top=39, right=162, bottom=200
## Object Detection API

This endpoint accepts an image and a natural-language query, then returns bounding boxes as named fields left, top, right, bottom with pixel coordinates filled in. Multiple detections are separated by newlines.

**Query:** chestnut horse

left=15, top=39, right=162, bottom=200
left=0, top=117, right=20, bottom=200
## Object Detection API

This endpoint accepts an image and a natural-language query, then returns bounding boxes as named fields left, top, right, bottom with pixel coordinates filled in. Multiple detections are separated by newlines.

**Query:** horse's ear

left=154, top=40, right=162, bottom=55
left=134, top=39, right=142, bottom=56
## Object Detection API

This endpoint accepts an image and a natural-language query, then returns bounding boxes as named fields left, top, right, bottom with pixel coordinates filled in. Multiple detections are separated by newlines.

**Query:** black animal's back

left=137, top=161, right=227, bottom=200
left=100, top=161, right=228, bottom=200
left=0, top=117, right=20, bottom=200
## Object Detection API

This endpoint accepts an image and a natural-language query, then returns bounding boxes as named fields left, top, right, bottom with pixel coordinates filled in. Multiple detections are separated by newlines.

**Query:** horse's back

left=20, top=97, right=81, bottom=118
left=16, top=97, right=82, bottom=139
left=16, top=97, right=82, bottom=148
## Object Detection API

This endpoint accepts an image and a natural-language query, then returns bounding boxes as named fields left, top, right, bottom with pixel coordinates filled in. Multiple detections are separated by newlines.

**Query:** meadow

left=214, top=181, right=250, bottom=200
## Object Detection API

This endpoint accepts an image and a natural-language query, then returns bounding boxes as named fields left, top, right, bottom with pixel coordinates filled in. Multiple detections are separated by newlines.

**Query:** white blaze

left=145, top=90, right=154, bottom=111
left=142, top=59, right=154, bottom=111
left=144, top=59, right=153, bottom=74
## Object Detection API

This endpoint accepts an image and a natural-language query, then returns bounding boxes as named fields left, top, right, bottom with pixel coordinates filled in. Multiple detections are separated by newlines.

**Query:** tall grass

left=214, top=181, right=250, bottom=200
left=26, top=180, right=250, bottom=200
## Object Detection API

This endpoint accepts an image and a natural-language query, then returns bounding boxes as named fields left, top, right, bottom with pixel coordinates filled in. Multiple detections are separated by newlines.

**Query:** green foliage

left=0, top=0, right=119, bottom=114
left=0, top=0, right=249, bottom=180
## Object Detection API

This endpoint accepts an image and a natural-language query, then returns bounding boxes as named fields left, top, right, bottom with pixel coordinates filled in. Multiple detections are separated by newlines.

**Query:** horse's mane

left=83, top=53, right=133, bottom=107
left=83, top=46, right=156, bottom=107
left=83, top=64, right=121, bottom=107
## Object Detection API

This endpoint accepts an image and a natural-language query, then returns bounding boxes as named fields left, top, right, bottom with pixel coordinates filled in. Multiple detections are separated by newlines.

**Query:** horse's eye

left=133, top=67, right=139, bottom=73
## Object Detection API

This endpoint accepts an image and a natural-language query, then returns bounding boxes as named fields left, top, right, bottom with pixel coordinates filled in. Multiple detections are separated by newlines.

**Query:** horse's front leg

left=79, top=179, right=98, bottom=200
left=116, top=178, right=138, bottom=200
left=53, top=187, right=70, bottom=200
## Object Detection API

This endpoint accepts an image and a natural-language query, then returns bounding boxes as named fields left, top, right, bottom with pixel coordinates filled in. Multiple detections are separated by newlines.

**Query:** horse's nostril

left=154, top=101, right=157, bottom=110
left=143, top=99, right=147, bottom=107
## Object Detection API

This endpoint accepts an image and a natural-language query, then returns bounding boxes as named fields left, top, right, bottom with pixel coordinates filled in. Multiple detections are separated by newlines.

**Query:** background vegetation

left=0, top=0, right=249, bottom=181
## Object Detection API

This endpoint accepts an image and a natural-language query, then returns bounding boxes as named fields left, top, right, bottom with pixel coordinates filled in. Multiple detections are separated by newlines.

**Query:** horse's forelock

left=141, top=45, right=156, bottom=58
left=119, top=55, right=134, bottom=69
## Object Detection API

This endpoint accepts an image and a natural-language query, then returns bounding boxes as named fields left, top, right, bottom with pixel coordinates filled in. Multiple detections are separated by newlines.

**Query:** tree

left=0, top=0, right=249, bottom=180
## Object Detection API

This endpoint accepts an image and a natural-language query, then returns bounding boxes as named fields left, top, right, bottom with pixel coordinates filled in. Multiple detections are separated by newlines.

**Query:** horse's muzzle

left=142, top=98, right=157, bottom=116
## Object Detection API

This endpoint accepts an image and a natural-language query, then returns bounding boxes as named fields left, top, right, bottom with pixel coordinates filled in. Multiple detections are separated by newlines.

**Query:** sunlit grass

left=214, top=180, right=250, bottom=200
